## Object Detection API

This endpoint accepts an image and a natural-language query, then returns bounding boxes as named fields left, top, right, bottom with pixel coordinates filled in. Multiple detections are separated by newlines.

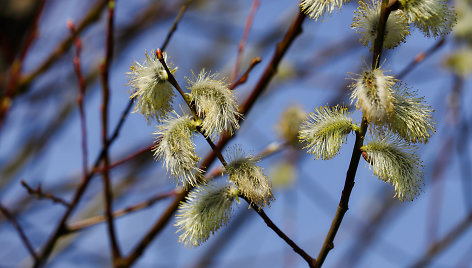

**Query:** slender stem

left=229, top=57, right=262, bottom=90
left=68, top=20, right=89, bottom=181
left=230, top=0, right=259, bottom=84
left=242, top=196, right=316, bottom=267
left=99, top=0, right=122, bottom=262
left=0, top=204, right=38, bottom=261
left=21, top=180, right=71, bottom=207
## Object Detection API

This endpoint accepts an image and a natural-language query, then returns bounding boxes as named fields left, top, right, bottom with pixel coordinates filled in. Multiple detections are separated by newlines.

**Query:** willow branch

left=118, top=11, right=306, bottom=268
left=314, top=1, right=398, bottom=266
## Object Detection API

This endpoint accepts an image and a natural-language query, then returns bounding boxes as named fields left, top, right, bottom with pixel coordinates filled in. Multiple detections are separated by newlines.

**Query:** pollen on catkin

left=153, top=113, right=202, bottom=188
left=187, top=70, right=241, bottom=137
left=128, top=50, right=177, bottom=123
left=299, top=106, right=356, bottom=160
left=352, top=0, right=410, bottom=50
left=387, top=83, right=435, bottom=143
left=225, top=146, right=274, bottom=208
left=350, top=68, right=396, bottom=124
left=175, top=181, right=238, bottom=247
left=361, top=134, right=424, bottom=201
left=398, top=0, right=456, bottom=37
left=300, top=0, right=351, bottom=21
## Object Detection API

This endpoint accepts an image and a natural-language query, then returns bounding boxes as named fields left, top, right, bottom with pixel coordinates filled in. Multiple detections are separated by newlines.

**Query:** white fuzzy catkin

left=128, top=50, right=177, bottom=123
left=350, top=68, right=396, bottom=124
left=153, top=113, right=202, bottom=188
left=175, top=181, right=238, bottom=247
left=387, top=83, right=435, bottom=143
left=299, top=106, right=355, bottom=160
left=352, top=0, right=410, bottom=50
left=225, top=147, right=273, bottom=208
left=361, top=135, right=424, bottom=201
left=398, top=0, right=456, bottom=37
left=300, top=0, right=351, bottom=21
left=188, top=71, right=240, bottom=137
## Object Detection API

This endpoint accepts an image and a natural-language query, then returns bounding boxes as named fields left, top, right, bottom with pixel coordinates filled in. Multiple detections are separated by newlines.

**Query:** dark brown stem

left=314, top=118, right=368, bottom=267
left=119, top=11, right=306, bottom=268
left=230, top=0, right=260, bottom=84
left=99, top=0, right=122, bottom=262
left=21, top=180, right=71, bottom=207
left=161, top=0, right=193, bottom=50
left=242, top=196, right=316, bottom=267
left=0, top=204, right=38, bottom=261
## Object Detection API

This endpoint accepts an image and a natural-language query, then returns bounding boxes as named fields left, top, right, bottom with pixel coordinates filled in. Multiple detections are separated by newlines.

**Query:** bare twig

left=230, top=0, right=260, bottom=84
left=68, top=190, right=179, bottom=232
left=68, top=20, right=89, bottom=179
left=99, top=0, right=122, bottom=261
left=19, top=0, right=108, bottom=90
left=229, top=57, right=262, bottom=90
left=0, top=204, right=38, bottom=261
left=21, top=180, right=71, bottom=207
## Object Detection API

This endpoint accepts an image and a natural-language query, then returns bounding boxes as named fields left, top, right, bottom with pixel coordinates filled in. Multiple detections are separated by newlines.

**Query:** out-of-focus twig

left=68, top=20, right=89, bottom=180
left=68, top=189, right=179, bottom=232
left=0, top=204, right=38, bottom=261
left=99, top=0, right=122, bottom=262
left=21, top=180, right=71, bottom=207
left=229, top=57, right=262, bottom=90
left=231, top=0, right=259, bottom=84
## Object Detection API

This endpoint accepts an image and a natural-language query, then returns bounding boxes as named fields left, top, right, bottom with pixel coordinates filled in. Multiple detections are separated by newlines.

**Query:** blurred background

left=1, top=0, right=471, bottom=267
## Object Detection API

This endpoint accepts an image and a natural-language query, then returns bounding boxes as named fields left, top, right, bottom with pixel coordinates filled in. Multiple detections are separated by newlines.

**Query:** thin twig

left=230, top=0, right=260, bottom=84
left=19, top=0, right=108, bottom=90
left=0, top=204, right=38, bottom=261
left=229, top=57, right=262, bottom=90
left=21, top=180, right=71, bottom=207
left=68, top=20, right=89, bottom=179
left=68, top=190, right=179, bottom=232
left=99, top=0, right=122, bottom=261
left=0, top=0, right=46, bottom=134
left=397, top=37, right=446, bottom=79
left=161, top=0, right=193, bottom=50
left=118, top=11, right=307, bottom=268
left=242, top=196, right=315, bottom=267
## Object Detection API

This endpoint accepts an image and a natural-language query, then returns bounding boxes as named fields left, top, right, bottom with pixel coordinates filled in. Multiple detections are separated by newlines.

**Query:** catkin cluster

left=299, top=0, right=455, bottom=201
left=127, top=50, right=273, bottom=247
